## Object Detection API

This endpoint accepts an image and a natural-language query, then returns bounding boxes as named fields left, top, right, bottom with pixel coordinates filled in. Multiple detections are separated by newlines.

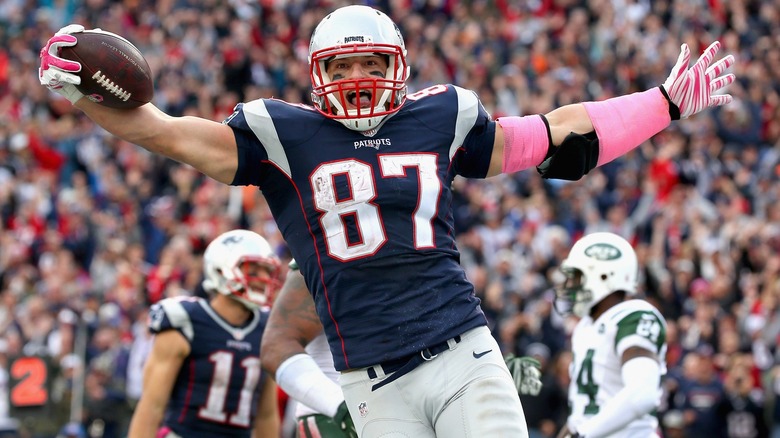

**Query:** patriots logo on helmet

left=221, top=235, right=244, bottom=245
left=343, top=36, right=369, bottom=44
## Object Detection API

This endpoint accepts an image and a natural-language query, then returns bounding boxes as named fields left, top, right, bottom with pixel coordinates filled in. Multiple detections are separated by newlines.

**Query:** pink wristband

left=583, top=88, right=671, bottom=167
left=498, top=115, right=550, bottom=173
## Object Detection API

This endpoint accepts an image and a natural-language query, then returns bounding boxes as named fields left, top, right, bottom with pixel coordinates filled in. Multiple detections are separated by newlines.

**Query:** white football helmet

left=201, top=229, right=281, bottom=309
left=555, top=232, right=638, bottom=318
left=309, top=5, right=410, bottom=132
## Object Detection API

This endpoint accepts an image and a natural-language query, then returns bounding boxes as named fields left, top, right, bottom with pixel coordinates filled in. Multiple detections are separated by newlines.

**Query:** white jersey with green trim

left=567, top=299, right=667, bottom=437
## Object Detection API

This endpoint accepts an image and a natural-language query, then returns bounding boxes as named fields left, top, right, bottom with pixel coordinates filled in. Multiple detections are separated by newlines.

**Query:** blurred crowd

left=1, top=0, right=779, bottom=437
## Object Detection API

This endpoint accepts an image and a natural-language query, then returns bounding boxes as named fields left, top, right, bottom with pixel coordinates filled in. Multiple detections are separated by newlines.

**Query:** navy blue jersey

left=227, top=84, right=494, bottom=370
left=148, top=297, right=269, bottom=437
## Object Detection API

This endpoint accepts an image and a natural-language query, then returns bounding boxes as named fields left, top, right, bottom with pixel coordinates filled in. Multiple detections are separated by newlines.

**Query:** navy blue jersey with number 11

left=148, top=296, right=269, bottom=438
left=227, top=84, right=495, bottom=371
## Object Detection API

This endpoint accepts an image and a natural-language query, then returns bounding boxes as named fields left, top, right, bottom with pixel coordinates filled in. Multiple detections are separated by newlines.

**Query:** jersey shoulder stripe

left=403, top=84, right=493, bottom=178
left=451, top=86, right=481, bottom=160
left=612, top=301, right=667, bottom=353
left=149, top=297, right=199, bottom=341
left=241, top=99, right=290, bottom=176
left=227, top=98, right=327, bottom=181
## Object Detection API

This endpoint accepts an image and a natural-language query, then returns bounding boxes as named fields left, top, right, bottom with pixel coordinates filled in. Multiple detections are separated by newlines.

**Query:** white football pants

left=339, top=326, right=529, bottom=437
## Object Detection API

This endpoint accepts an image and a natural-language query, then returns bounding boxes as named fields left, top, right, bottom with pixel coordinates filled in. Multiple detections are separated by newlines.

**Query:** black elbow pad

left=536, top=131, right=599, bottom=181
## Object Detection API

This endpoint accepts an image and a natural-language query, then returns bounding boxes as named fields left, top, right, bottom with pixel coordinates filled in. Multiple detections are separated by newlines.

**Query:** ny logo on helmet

left=584, top=243, right=621, bottom=260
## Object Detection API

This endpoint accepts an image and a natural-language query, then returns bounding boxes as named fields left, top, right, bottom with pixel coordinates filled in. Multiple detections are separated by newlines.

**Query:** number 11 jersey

left=148, top=297, right=269, bottom=437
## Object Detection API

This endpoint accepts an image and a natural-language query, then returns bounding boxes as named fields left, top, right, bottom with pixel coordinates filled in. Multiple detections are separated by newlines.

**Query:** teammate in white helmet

left=40, top=4, right=733, bottom=436
left=128, top=230, right=282, bottom=438
left=555, top=232, right=668, bottom=438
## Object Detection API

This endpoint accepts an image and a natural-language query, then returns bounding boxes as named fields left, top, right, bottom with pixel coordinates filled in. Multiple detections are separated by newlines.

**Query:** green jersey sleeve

left=614, top=310, right=666, bottom=354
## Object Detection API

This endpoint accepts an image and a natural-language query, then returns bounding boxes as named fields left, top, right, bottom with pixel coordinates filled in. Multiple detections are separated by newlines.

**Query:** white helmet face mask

left=201, top=230, right=281, bottom=309
left=309, top=5, right=410, bottom=132
left=555, top=232, right=638, bottom=318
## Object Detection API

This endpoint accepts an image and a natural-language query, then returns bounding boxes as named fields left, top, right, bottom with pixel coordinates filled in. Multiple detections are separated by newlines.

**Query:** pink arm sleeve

left=498, top=115, right=550, bottom=174
left=583, top=87, right=672, bottom=167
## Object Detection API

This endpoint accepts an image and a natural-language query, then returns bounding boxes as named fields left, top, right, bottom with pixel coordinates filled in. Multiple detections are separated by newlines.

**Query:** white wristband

left=275, top=353, right=344, bottom=417
left=59, top=85, right=85, bottom=104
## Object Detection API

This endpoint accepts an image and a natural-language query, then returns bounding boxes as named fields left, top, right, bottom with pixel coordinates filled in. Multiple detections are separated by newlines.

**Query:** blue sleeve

left=456, top=109, right=496, bottom=179
left=448, top=86, right=495, bottom=179
left=148, top=298, right=195, bottom=342
left=148, top=302, right=171, bottom=335
left=223, top=102, right=268, bottom=187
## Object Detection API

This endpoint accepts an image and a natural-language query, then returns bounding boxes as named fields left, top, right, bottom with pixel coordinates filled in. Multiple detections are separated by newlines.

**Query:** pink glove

left=662, top=41, right=735, bottom=119
left=39, top=24, right=85, bottom=104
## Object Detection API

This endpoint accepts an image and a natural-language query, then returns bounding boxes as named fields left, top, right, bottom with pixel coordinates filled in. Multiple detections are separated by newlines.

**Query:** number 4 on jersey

left=575, top=349, right=600, bottom=414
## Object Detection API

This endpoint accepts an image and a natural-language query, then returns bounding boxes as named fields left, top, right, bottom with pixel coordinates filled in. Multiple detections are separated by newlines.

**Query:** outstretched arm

left=488, top=40, right=735, bottom=179
left=40, top=25, right=239, bottom=184
left=74, top=99, right=238, bottom=184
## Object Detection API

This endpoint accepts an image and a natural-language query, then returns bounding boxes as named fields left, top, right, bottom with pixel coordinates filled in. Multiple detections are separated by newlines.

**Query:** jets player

left=40, top=5, right=733, bottom=436
left=555, top=232, right=667, bottom=438
left=127, top=230, right=282, bottom=438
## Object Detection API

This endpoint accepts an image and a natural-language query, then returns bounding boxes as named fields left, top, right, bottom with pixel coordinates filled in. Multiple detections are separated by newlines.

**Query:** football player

left=127, top=230, right=281, bottom=438
left=555, top=232, right=668, bottom=438
left=40, top=5, right=733, bottom=436
left=263, top=260, right=542, bottom=437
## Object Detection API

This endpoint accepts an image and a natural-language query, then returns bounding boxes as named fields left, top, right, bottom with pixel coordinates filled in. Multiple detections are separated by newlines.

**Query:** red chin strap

left=232, top=257, right=281, bottom=306
left=310, top=43, right=408, bottom=121
left=316, top=77, right=403, bottom=119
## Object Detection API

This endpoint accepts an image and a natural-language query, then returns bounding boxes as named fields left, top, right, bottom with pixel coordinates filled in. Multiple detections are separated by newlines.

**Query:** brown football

left=59, top=30, right=153, bottom=109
